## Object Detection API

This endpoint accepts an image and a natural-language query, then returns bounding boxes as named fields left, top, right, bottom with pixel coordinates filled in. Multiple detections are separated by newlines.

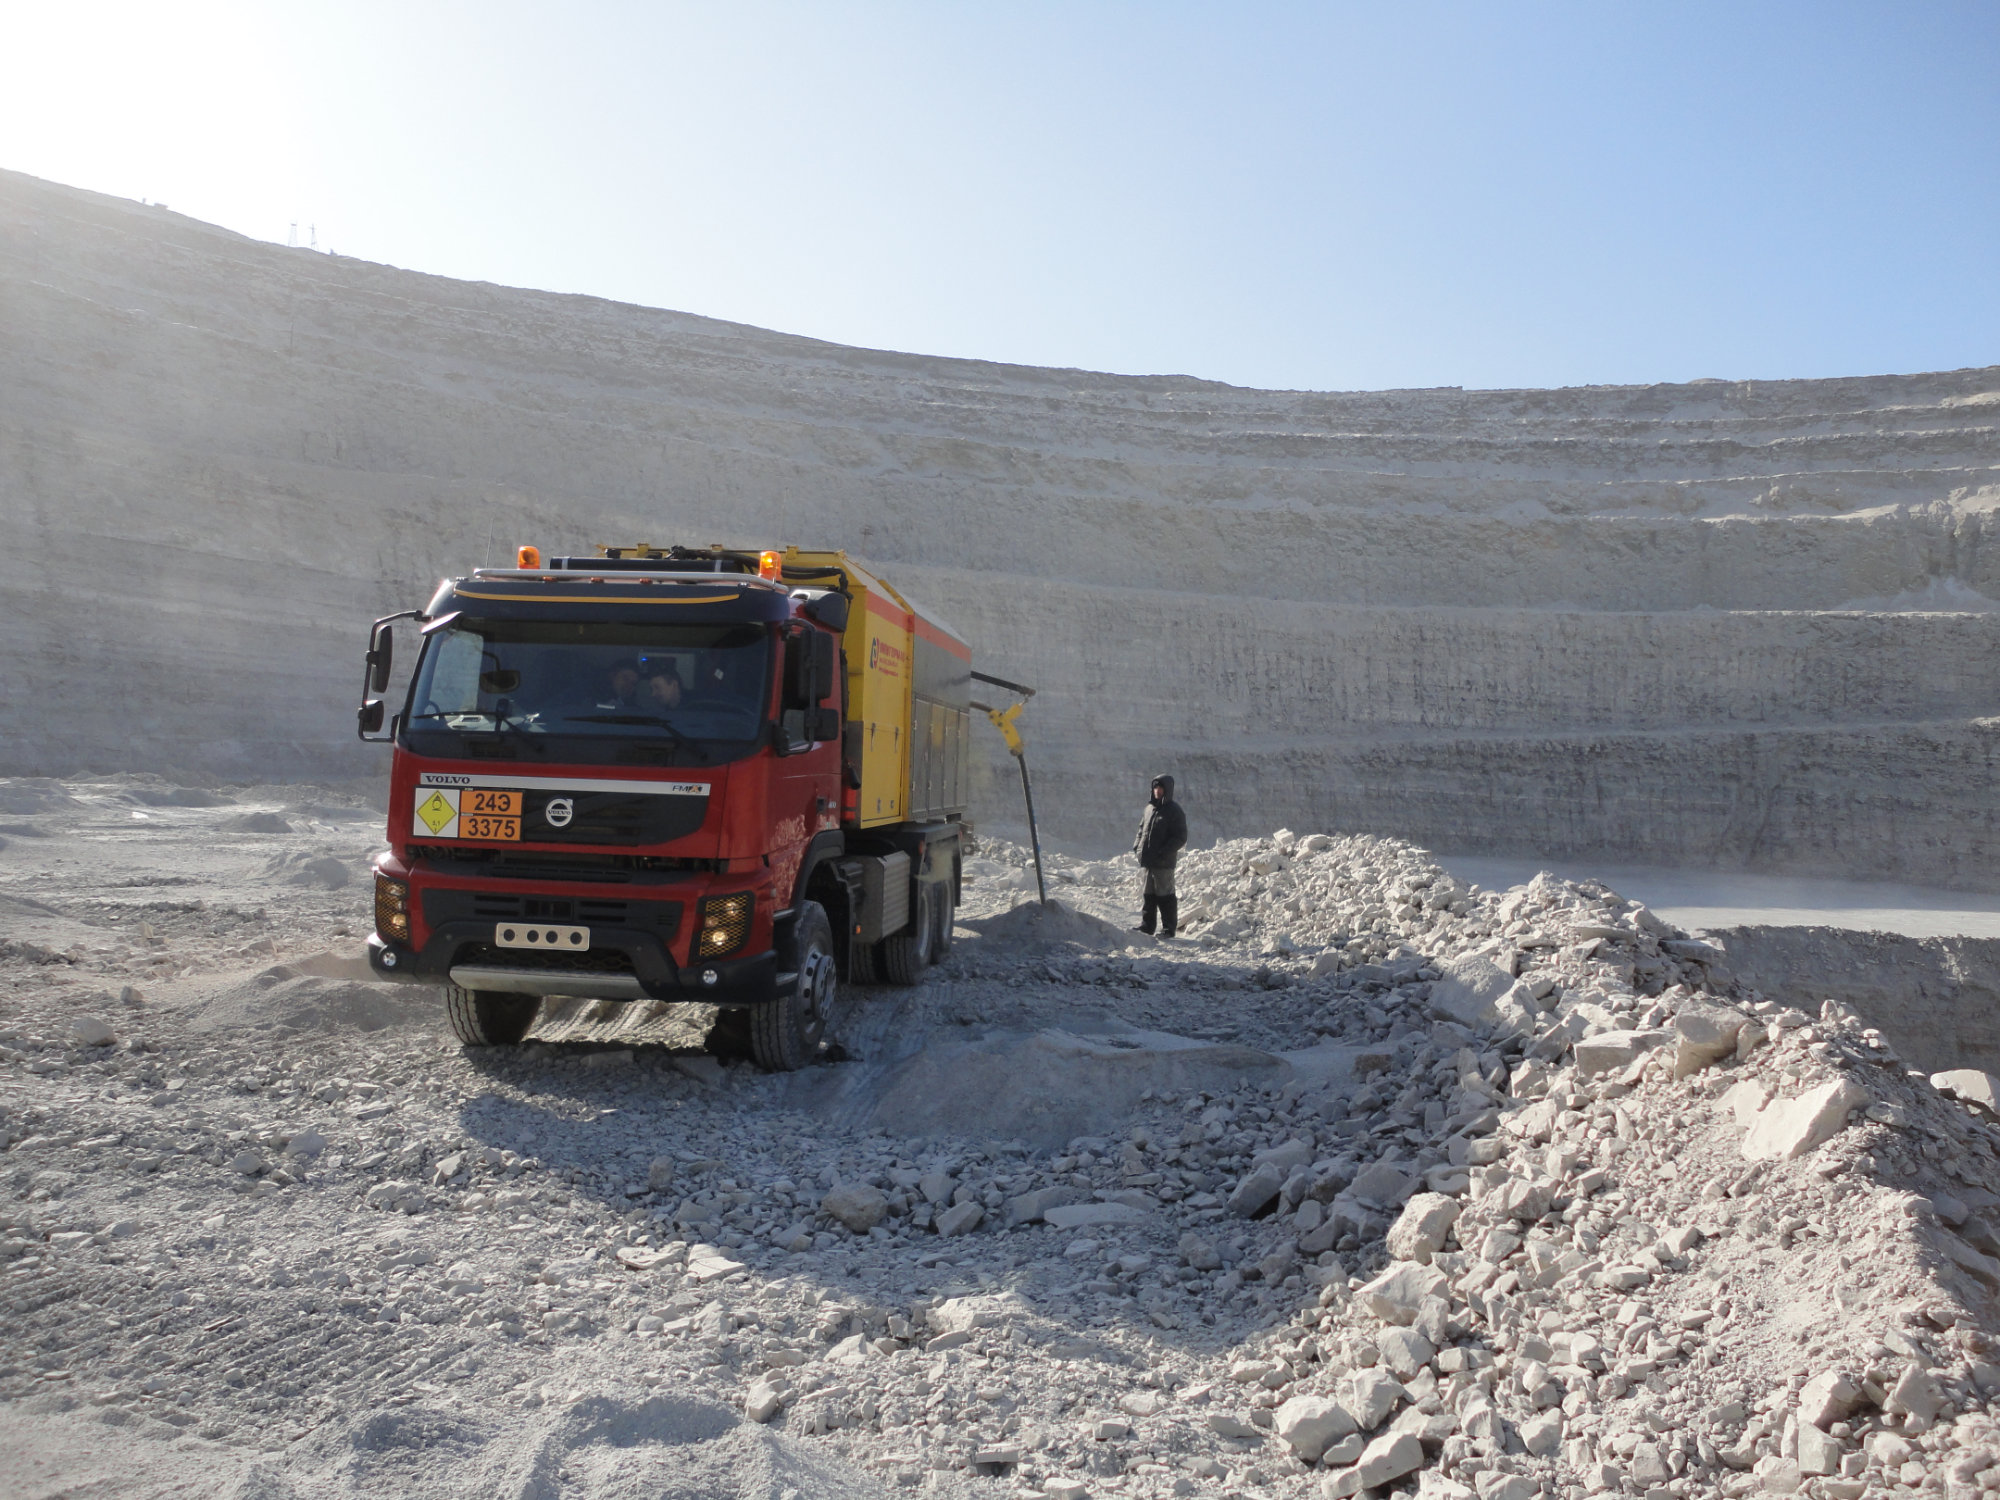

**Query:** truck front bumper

left=366, top=931, right=777, bottom=1005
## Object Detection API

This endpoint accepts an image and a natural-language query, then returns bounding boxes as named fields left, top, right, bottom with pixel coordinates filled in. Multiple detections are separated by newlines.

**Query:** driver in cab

left=643, top=661, right=684, bottom=710
left=595, top=659, right=644, bottom=710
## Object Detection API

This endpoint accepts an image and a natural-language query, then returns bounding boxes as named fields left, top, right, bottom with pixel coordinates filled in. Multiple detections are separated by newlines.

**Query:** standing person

left=1132, top=774, right=1188, bottom=936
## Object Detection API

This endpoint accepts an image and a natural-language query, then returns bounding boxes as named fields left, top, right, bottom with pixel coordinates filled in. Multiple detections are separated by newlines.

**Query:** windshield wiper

left=566, top=714, right=704, bottom=761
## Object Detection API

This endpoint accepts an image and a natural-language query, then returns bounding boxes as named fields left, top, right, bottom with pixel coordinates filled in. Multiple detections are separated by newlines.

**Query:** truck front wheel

left=444, top=984, right=540, bottom=1046
left=752, top=902, right=835, bottom=1071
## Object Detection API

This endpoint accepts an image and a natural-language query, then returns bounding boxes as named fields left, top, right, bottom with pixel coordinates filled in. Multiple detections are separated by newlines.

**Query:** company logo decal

left=869, top=636, right=907, bottom=677
left=544, top=796, right=574, bottom=829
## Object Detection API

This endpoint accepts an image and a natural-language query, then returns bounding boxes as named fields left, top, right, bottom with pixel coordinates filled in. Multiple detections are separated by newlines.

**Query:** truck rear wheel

left=444, top=984, right=540, bottom=1046
left=752, top=901, right=835, bottom=1071
left=929, top=880, right=956, bottom=961
left=879, top=881, right=934, bottom=985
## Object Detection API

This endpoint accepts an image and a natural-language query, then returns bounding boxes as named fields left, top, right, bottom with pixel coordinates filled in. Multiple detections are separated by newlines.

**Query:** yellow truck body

left=772, top=548, right=972, bottom=829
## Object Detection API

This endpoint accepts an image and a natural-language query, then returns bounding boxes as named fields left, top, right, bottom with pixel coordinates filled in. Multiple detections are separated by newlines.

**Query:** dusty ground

left=7, top=776, right=2000, bottom=1500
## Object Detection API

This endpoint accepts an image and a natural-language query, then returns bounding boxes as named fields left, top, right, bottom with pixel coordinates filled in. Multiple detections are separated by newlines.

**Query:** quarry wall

left=1709, top=924, right=2000, bottom=1074
left=2, top=168, right=1997, bottom=881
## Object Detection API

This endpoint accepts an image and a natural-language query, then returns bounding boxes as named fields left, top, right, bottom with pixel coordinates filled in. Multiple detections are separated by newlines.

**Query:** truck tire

left=752, top=901, right=835, bottom=1071
left=444, top=984, right=539, bottom=1046
left=846, top=932, right=879, bottom=986
left=879, top=880, right=934, bottom=986
left=929, top=880, right=956, bottom=961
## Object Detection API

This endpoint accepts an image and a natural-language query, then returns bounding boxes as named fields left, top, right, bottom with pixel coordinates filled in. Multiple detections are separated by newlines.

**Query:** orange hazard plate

left=458, top=813, right=520, bottom=841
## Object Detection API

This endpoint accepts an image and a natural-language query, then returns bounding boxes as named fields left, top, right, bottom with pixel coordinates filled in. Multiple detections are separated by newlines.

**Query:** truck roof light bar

left=466, top=568, right=788, bottom=590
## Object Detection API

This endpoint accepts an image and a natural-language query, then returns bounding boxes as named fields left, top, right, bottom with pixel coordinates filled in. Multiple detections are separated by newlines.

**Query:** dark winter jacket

left=1133, top=774, right=1189, bottom=870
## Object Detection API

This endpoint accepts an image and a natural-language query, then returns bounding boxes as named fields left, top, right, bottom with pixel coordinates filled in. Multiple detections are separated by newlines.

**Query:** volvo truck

left=357, top=544, right=972, bottom=1070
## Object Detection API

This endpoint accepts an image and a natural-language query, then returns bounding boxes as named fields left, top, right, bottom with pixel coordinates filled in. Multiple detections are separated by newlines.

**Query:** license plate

left=495, top=922, right=590, bottom=951
left=459, top=813, right=520, bottom=842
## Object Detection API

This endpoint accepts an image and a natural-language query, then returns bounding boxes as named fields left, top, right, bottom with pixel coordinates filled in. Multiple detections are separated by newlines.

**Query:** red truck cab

left=359, top=546, right=962, bottom=1070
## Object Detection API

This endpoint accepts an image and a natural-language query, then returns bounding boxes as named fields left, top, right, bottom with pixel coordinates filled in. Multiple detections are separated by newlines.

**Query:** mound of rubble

left=7, top=810, right=2000, bottom=1499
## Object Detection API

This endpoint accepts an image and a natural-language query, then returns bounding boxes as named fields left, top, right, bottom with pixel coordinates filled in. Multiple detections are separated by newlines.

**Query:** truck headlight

left=374, top=874, right=411, bottom=944
left=696, top=893, right=753, bottom=959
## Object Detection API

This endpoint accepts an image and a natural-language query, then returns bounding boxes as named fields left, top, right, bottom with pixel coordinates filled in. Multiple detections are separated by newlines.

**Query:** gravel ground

left=5, top=776, right=2000, bottom=1500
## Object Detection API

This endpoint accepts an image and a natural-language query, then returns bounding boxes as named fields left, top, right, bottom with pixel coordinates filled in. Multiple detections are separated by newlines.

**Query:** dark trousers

left=1139, top=870, right=1179, bottom=937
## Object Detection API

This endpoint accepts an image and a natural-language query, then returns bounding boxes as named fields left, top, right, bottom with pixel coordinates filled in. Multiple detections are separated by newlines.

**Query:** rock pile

left=7, top=787, right=2000, bottom=1499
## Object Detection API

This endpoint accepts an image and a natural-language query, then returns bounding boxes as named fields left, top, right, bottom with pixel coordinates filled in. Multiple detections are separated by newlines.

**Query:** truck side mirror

left=808, top=707, right=842, bottom=742
left=803, top=593, right=849, bottom=632
left=367, top=627, right=394, bottom=692
left=785, top=629, right=840, bottom=709
left=357, top=699, right=386, bottom=735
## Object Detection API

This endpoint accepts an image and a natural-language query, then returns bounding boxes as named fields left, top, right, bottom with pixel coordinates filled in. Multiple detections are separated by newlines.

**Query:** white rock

left=1429, top=953, right=1532, bottom=1035
left=1795, top=1423, right=1841, bottom=1477
left=1672, top=1004, right=1747, bottom=1075
left=70, top=1016, right=117, bottom=1047
left=1419, top=1475, right=1475, bottom=1500
left=1348, top=1367, right=1406, bottom=1430
left=1385, top=1192, right=1459, bottom=1262
left=1253, top=1138, right=1314, bottom=1175
left=1178, top=1232, right=1222, bottom=1271
left=1043, top=1480, right=1090, bottom=1500
left=1353, top=1431, right=1424, bottom=1488
left=1797, top=1371, right=1861, bottom=1429
left=1273, top=1394, right=1358, bottom=1462
left=1932, top=1070, right=2000, bottom=1114
left=1741, top=1079, right=1870, bottom=1161
left=1760, top=1458, right=1804, bottom=1494
left=1885, top=1363, right=1946, bottom=1422
left=1004, top=1185, right=1078, bottom=1226
left=1356, top=1261, right=1449, bottom=1324
left=1350, top=1159, right=1415, bottom=1208
left=918, top=1170, right=956, bottom=1204
left=646, top=1157, right=677, bottom=1192
left=821, top=1183, right=888, bottom=1232
left=745, top=1380, right=786, bottom=1422
left=1476, top=1474, right=1539, bottom=1500
left=1519, top=1409, right=1563, bottom=1457
left=931, top=1291, right=1032, bottom=1334
left=1227, top=1164, right=1285, bottom=1217
left=283, top=1129, right=326, bottom=1159
left=1573, top=1028, right=1671, bottom=1077
left=935, top=1201, right=984, bottom=1237
left=1718, top=1079, right=1771, bottom=1127
left=1376, top=1326, right=1435, bottom=1378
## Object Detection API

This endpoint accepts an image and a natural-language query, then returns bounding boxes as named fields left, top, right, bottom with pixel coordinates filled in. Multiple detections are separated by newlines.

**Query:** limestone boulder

left=1272, top=1394, right=1357, bottom=1462
left=1574, top=1028, right=1670, bottom=1077
left=1385, top=1192, right=1460, bottom=1263
left=1741, top=1079, right=1870, bottom=1161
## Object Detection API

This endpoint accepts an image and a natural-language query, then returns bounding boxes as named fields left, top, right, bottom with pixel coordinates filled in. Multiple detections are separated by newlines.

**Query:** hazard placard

left=414, top=788, right=459, bottom=838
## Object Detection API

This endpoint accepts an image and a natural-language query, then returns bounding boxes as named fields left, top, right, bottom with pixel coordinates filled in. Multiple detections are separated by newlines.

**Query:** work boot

left=1159, top=896, right=1179, bottom=938
left=1136, top=893, right=1158, bottom=935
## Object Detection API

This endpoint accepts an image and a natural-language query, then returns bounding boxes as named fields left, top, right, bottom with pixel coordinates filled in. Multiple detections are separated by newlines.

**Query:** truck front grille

left=452, top=942, right=638, bottom=976
left=424, top=889, right=681, bottom=938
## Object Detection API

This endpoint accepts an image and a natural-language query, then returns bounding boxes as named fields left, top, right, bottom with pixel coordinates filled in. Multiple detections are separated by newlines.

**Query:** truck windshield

left=402, top=619, right=771, bottom=765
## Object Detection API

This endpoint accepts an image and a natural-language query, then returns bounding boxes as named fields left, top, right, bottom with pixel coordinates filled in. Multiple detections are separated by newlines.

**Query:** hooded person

left=1131, top=773, right=1189, bottom=936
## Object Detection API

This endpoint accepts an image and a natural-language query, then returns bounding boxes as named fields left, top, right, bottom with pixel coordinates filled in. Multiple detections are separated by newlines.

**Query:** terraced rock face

left=3, top=168, right=1997, bottom=876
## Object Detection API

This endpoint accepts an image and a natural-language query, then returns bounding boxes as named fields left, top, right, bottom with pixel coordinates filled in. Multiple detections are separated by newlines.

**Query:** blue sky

left=5, top=2, right=1996, bottom=391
